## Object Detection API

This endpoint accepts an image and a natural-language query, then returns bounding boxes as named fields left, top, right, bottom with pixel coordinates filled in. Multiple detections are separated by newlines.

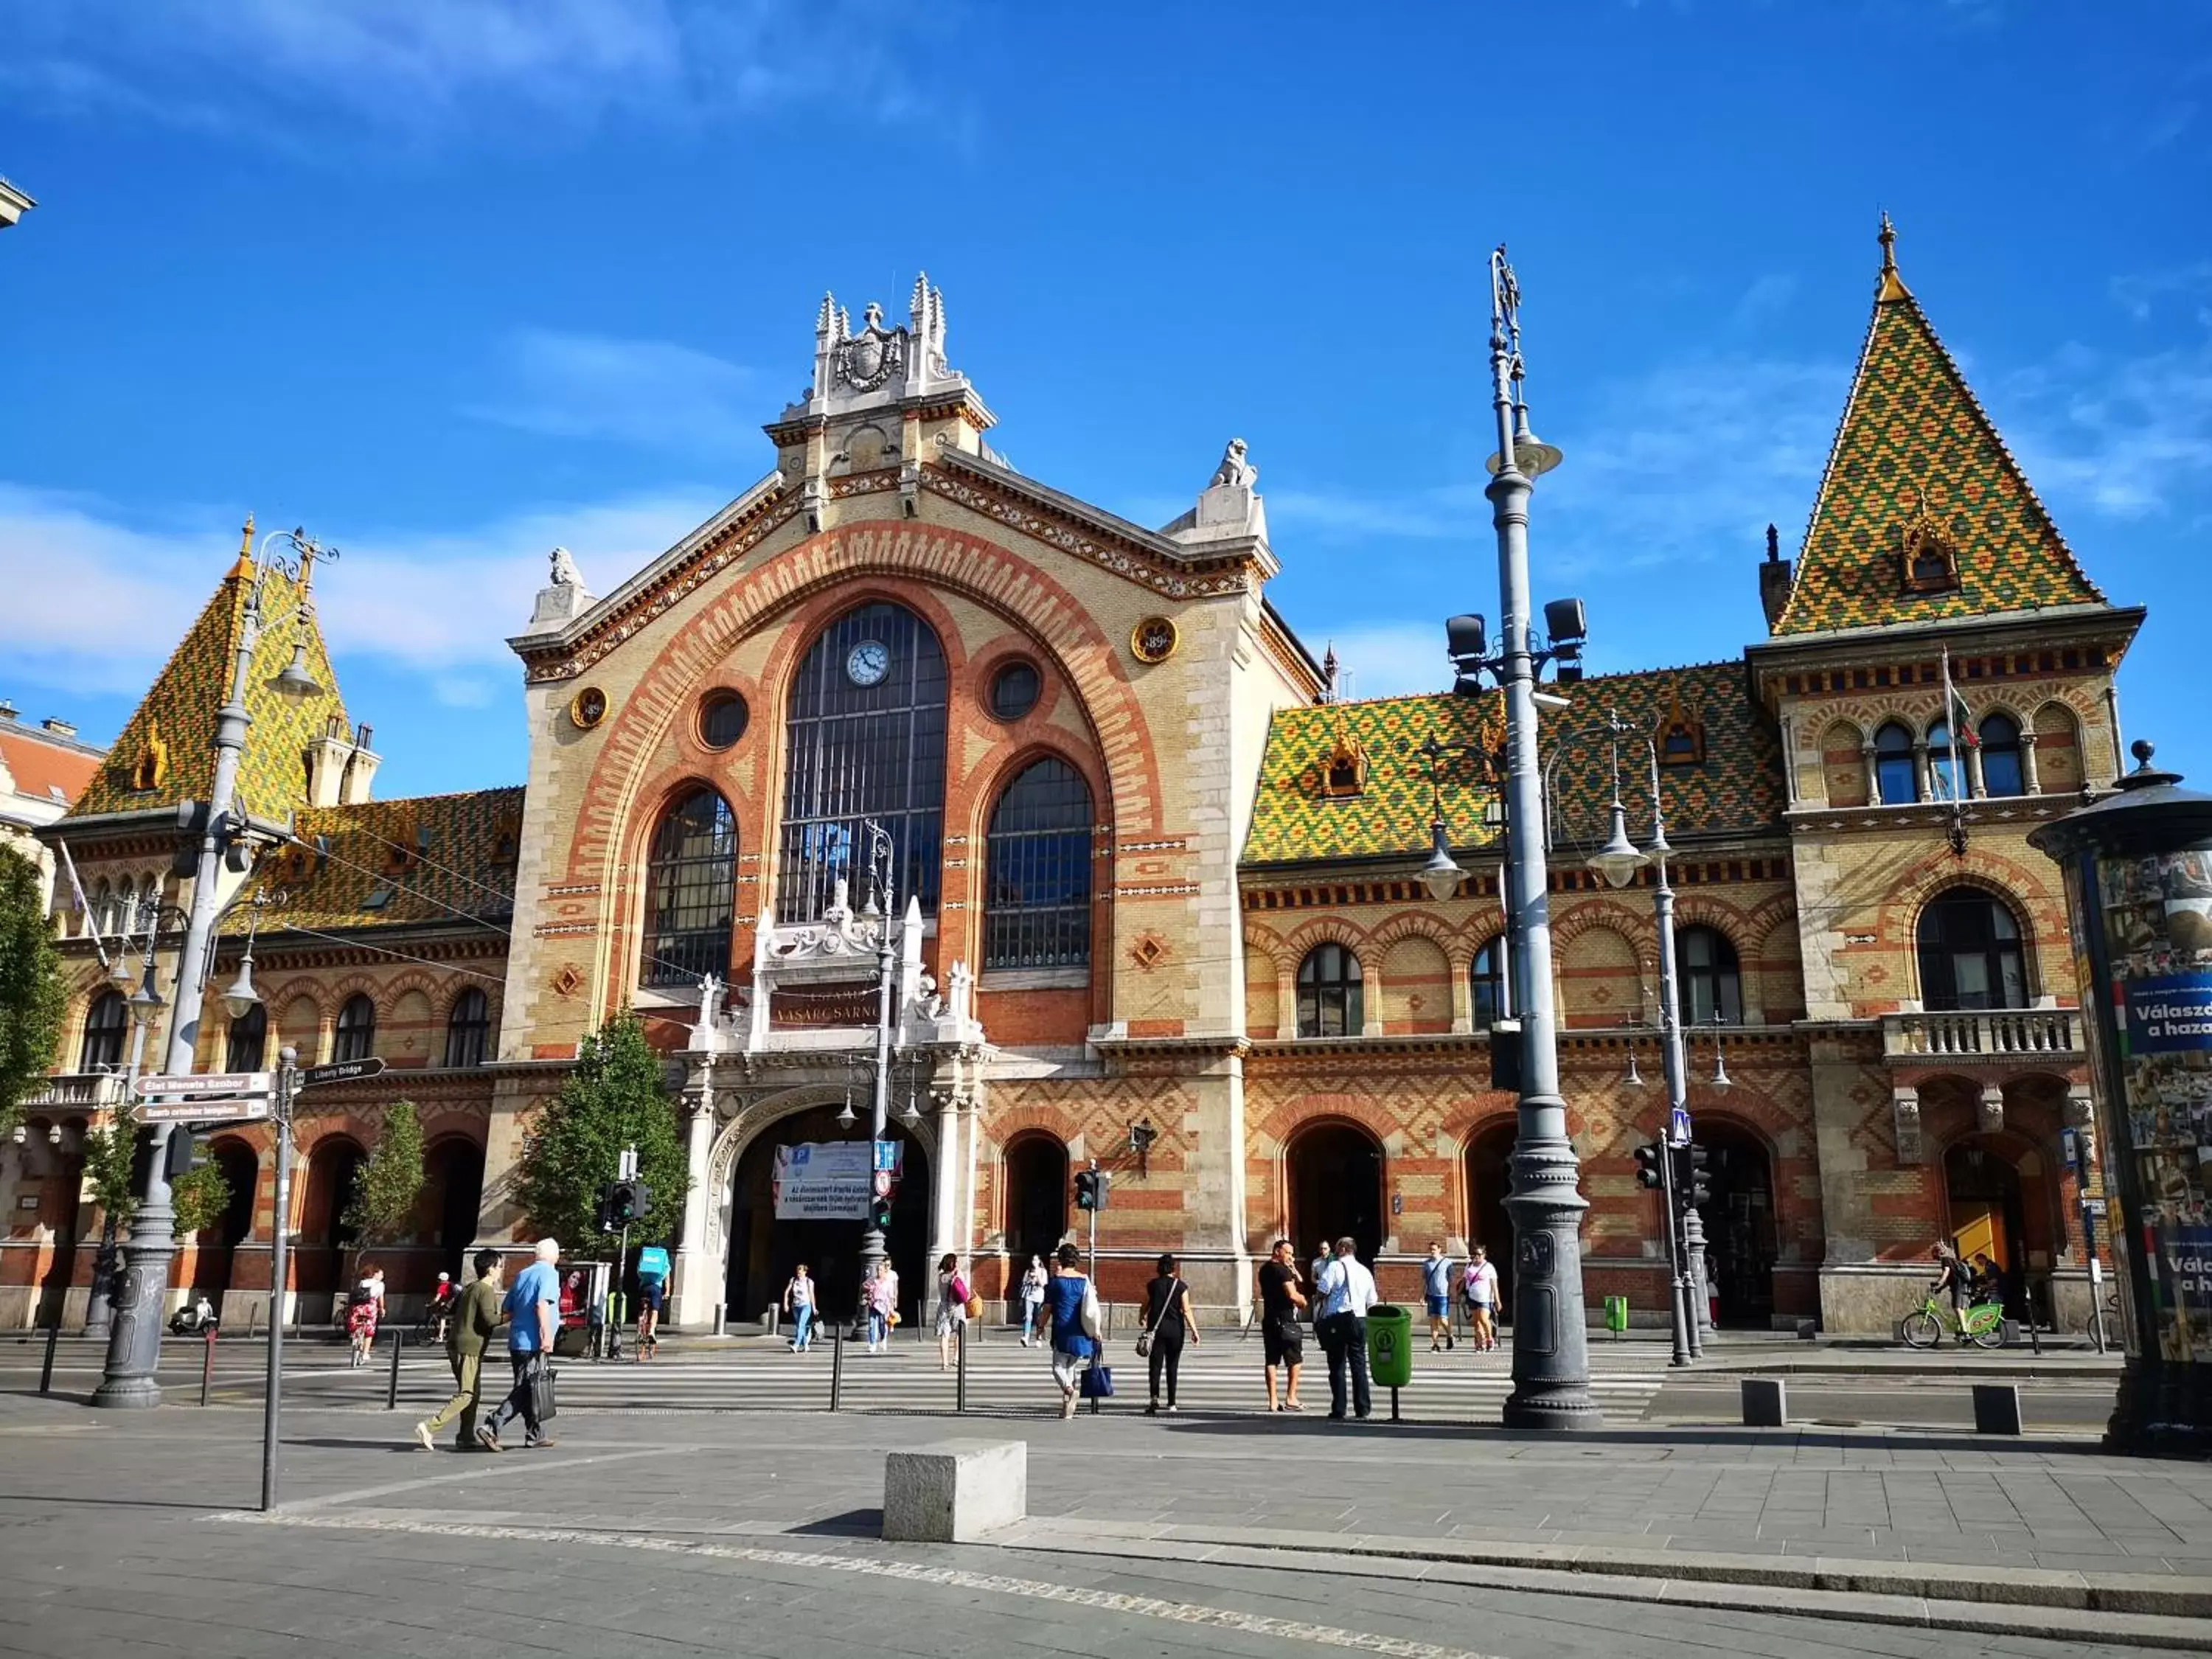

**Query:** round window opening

left=989, top=661, right=1041, bottom=723
left=698, top=689, right=750, bottom=750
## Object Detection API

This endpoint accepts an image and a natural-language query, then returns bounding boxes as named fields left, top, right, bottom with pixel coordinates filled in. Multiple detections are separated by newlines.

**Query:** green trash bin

left=1367, top=1304, right=1413, bottom=1388
left=1604, top=1295, right=1630, bottom=1336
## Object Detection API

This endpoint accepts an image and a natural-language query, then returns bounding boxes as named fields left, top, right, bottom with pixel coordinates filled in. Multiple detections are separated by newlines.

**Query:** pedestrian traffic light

left=163, top=1130, right=211, bottom=1181
left=1074, top=1169, right=1109, bottom=1211
left=1489, top=1018, right=1523, bottom=1094
left=1674, top=1143, right=1711, bottom=1208
left=869, top=1194, right=894, bottom=1231
left=595, top=1182, right=618, bottom=1234
left=610, top=1179, right=651, bottom=1226
left=1633, top=1139, right=1665, bottom=1192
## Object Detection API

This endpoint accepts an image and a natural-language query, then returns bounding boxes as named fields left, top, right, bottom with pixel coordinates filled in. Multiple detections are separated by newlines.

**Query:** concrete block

left=1741, top=1377, right=1788, bottom=1427
left=883, top=1439, right=1027, bottom=1543
left=1972, top=1382, right=2023, bottom=1436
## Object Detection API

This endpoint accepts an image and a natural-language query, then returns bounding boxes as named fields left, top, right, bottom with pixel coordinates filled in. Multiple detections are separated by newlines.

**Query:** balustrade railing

left=1884, top=1009, right=2080, bottom=1060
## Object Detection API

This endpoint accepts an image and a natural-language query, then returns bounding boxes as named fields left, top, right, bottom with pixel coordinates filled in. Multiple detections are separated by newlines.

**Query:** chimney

left=41, top=717, right=76, bottom=738
left=302, top=717, right=352, bottom=808
left=0, top=700, right=16, bottom=721
left=1757, top=523, right=1793, bottom=630
left=340, top=723, right=381, bottom=806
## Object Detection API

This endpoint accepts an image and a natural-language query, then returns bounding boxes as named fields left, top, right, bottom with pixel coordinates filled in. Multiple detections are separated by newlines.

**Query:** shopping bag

left=1079, top=1360, right=1114, bottom=1399
left=528, top=1358, right=560, bottom=1424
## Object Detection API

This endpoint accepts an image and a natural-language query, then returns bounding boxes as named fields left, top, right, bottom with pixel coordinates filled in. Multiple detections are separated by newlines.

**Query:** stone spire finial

left=1875, top=212, right=1912, bottom=303
left=816, top=291, right=838, bottom=339
left=231, top=512, right=257, bottom=580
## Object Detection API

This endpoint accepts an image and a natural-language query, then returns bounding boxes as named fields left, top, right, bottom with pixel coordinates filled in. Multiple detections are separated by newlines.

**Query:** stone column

left=1276, top=975, right=1299, bottom=1040
left=931, top=1093, right=962, bottom=1262
left=1860, top=743, right=1880, bottom=804
left=1360, top=953, right=1384, bottom=1038
left=1967, top=742, right=1987, bottom=799
left=2021, top=732, right=2042, bottom=796
left=672, top=1089, right=717, bottom=1330
left=1913, top=742, right=1932, bottom=802
left=1448, top=960, right=1474, bottom=1036
left=960, top=1091, right=983, bottom=1259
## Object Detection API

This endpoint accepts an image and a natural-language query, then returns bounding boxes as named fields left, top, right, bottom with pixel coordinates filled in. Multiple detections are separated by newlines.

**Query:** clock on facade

left=845, top=640, right=891, bottom=686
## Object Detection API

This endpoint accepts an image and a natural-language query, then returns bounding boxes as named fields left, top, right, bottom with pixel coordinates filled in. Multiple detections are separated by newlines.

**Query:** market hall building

left=10, top=229, right=2137, bottom=1339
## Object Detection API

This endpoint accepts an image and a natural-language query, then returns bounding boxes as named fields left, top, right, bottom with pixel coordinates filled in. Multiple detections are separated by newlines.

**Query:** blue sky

left=2, top=1, right=2208, bottom=798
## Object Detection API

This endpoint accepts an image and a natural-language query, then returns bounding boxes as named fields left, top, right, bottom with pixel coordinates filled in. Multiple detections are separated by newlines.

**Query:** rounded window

left=988, top=661, right=1041, bottom=723
left=697, top=689, right=750, bottom=750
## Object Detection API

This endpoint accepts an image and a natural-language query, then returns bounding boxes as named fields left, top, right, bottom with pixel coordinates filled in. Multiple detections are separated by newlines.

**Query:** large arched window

left=1978, top=713, right=2025, bottom=798
left=443, top=988, right=491, bottom=1068
left=641, top=787, right=737, bottom=988
left=80, top=991, right=127, bottom=1071
left=1918, top=888, right=2028, bottom=1010
left=1296, top=944, right=1363, bottom=1038
left=1674, top=926, right=1742, bottom=1025
left=225, top=1004, right=268, bottom=1073
left=1927, top=720, right=1961, bottom=802
left=982, top=758, right=1093, bottom=970
left=1874, top=721, right=1917, bottom=805
left=333, top=994, right=377, bottom=1064
left=1470, top=937, right=1509, bottom=1029
left=777, top=600, right=947, bottom=923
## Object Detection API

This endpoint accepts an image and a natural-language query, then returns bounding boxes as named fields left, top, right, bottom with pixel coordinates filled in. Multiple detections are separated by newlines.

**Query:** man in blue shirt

left=478, top=1237, right=562, bottom=1451
left=635, top=1243, right=670, bottom=1357
left=1422, top=1242, right=1455, bottom=1353
left=1314, top=1236, right=1378, bottom=1422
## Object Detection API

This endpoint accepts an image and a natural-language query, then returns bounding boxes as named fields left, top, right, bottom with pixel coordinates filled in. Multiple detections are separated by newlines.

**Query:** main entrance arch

left=723, top=1102, right=932, bottom=1326
left=1002, top=1133, right=1069, bottom=1270
left=1286, top=1119, right=1384, bottom=1262
left=1693, top=1120, right=1778, bottom=1327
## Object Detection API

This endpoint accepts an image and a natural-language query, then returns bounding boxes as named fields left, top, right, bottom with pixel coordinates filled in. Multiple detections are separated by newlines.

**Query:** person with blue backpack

left=635, top=1242, right=671, bottom=1359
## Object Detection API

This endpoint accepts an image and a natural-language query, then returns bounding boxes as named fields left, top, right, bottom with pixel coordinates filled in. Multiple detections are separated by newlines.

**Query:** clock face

left=845, top=640, right=890, bottom=687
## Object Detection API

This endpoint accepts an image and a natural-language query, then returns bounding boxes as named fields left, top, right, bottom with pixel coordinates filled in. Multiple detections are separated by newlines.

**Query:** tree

left=170, top=1158, right=232, bottom=1237
left=80, top=1119, right=139, bottom=1235
left=0, top=845, right=66, bottom=1142
left=344, top=1099, right=426, bottom=1250
left=513, top=1011, right=690, bottom=1249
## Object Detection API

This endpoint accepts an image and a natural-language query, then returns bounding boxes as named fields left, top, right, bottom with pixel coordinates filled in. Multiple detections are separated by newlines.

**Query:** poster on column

left=772, top=1142, right=872, bottom=1220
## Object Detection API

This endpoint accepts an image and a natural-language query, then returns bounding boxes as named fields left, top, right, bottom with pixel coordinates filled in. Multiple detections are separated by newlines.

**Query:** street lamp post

left=83, top=896, right=178, bottom=1340
left=91, top=526, right=332, bottom=1408
left=859, top=821, right=898, bottom=1295
left=1481, top=248, right=1601, bottom=1432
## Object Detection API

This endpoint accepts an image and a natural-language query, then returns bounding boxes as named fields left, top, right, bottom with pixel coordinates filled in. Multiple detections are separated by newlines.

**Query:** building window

left=641, top=787, right=737, bottom=989
left=1979, top=713, right=2025, bottom=797
left=1927, top=720, right=1963, bottom=802
left=443, top=988, right=491, bottom=1068
left=1470, top=937, right=1508, bottom=1029
left=1874, top=720, right=1917, bottom=804
left=987, top=661, right=1041, bottom=723
left=1918, top=888, right=2028, bottom=1011
left=334, top=994, right=377, bottom=1064
left=776, top=601, right=947, bottom=923
left=697, top=690, right=750, bottom=750
left=982, top=758, right=1092, bottom=970
left=80, top=990, right=127, bottom=1071
left=1296, top=944, right=1364, bottom=1038
left=226, top=1004, right=268, bottom=1073
left=1674, top=926, right=1742, bottom=1025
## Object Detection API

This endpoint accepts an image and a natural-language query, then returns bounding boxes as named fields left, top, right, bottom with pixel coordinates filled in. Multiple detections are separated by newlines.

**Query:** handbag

left=964, top=1293, right=983, bottom=1321
left=1079, top=1280, right=1102, bottom=1343
left=1135, top=1276, right=1183, bottom=1358
left=1079, top=1359, right=1114, bottom=1399
left=527, top=1356, right=560, bottom=1424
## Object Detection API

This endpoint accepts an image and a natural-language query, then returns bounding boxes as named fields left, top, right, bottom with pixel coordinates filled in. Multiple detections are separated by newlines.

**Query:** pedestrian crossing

left=276, top=1332, right=1669, bottom=1423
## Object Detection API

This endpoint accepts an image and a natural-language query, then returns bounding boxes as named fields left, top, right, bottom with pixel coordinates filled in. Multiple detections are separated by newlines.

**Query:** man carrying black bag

left=479, top=1237, right=562, bottom=1451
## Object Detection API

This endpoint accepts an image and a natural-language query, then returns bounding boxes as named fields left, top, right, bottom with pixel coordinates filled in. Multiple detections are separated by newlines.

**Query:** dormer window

left=1318, top=727, right=1367, bottom=799
left=1899, top=492, right=1961, bottom=594
left=1658, top=716, right=1705, bottom=767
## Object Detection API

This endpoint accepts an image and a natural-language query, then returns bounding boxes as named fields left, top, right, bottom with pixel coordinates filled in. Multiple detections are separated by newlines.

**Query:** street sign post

left=136, top=1099, right=271, bottom=1124
left=1668, top=1105, right=1692, bottom=1147
left=135, top=1072, right=270, bottom=1099
left=299, top=1057, right=386, bottom=1089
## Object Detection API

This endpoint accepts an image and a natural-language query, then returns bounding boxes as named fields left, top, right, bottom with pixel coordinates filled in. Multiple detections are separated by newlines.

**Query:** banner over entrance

left=771, top=1141, right=903, bottom=1220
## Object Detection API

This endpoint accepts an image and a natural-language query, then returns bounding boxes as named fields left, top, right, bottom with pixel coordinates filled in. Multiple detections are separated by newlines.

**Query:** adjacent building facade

left=11, top=229, right=2134, bottom=1338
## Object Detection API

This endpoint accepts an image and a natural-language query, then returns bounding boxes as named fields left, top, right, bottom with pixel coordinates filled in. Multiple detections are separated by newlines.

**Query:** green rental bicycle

left=1902, top=1287, right=2005, bottom=1349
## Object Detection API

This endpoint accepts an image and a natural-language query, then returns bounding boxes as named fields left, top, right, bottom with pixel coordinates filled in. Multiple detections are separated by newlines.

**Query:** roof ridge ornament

left=1876, top=212, right=1912, bottom=304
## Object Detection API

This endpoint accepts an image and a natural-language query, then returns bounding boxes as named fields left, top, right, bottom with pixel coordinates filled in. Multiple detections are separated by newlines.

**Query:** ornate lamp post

left=92, top=525, right=333, bottom=1408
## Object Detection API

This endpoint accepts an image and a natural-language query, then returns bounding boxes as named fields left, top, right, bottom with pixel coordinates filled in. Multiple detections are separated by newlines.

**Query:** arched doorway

left=1463, top=1121, right=1517, bottom=1319
left=1692, top=1121, right=1778, bottom=1327
left=423, top=1138, right=486, bottom=1284
left=194, top=1139, right=260, bottom=1300
left=1002, top=1133, right=1069, bottom=1273
left=32, top=1135, right=84, bottom=1330
left=1944, top=1135, right=2045, bottom=1320
left=296, top=1137, right=365, bottom=1313
left=724, top=1103, right=931, bottom=1328
left=1286, top=1120, right=1384, bottom=1262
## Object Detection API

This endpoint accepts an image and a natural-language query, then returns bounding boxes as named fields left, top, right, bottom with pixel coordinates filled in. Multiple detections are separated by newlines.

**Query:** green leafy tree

left=0, top=845, right=66, bottom=1141
left=170, top=1158, right=232, bottom=1237
left=344, top=1099, right=426, bottom=1248
left=514, top=1010, right=690, bottom=1248
left=80, top=1120, right=139, bottom=1235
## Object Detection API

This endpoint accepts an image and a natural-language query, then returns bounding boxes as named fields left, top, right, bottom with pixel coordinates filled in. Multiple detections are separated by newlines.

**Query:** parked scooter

left=168, top=1294, right=217, bottom=1335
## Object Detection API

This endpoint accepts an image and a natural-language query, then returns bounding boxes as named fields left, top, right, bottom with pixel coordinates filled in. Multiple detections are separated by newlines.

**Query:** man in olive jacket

left=414, top=1249, right=505, bottom=1450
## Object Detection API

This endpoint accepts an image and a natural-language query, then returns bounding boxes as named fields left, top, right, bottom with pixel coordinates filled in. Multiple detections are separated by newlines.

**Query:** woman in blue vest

left=1042, top=1242, right=1098, bottom=1419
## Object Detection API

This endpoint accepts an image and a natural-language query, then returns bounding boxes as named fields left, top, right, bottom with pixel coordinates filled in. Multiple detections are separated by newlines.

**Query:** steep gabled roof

left=68, top=538, right=349, bottom=824
left=1240, top=661, right=1784, bottom=869
left=225, top=786, right=524, bottom=936
left=1773, top=223, right=2105, bottom=636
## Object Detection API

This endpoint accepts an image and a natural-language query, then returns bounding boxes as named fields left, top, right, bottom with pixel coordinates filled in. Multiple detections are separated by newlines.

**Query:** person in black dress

left=1142, top=1252, right=1198, bottom=1413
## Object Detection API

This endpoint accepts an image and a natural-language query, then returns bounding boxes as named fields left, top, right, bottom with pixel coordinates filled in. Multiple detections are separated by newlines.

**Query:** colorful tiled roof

left=68, top=551, right=349, bottom=823
left=1773, top=226, right=2104, bottom=636
left=1240, top=661, right=1783, bottom=868
left=225, top=786, right=524, bottom=936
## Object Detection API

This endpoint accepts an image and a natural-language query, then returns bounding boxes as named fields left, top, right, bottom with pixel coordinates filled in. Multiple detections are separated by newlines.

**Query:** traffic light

left=869, top=1194, right=894, bottom=1231
left=1674, top=1143, right=1711, bottom=1208
left=1632, top=1139, right=1665, bottom=1192
left=1489, top=1018, right=1523, bottom=1094
left=163, top=1130, right=211, bottom=1182
left=595, top=1182, right=618, bottom=1234
left=1074, top=1169, right=1110, bottom=1211
left=610, top=1180, right=651, bottom=1226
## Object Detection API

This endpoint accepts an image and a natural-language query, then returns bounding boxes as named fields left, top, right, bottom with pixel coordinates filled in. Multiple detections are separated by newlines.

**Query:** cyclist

left=635, top=1243, right=670, bottom=1358
left=1970, top=1251, right=2006, bottom=1312
left=1929, top=1244, right=1971, bottom=1343
left=347, top=1264, right=386, bottom=1368
left=423, top=1272, right=456, bottom=1343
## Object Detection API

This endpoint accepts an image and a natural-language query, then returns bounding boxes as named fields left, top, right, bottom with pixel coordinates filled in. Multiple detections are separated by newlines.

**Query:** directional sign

left=300, top=1057, right=386, bottom=1088
left=2081, top=1197, right=2109, bottom=1217
left=136, top=1071, right=270, bottom=1099
left=137, top=1098, right=271, bottom=1124
left=1669, top=1106, right=1693, bottom=1147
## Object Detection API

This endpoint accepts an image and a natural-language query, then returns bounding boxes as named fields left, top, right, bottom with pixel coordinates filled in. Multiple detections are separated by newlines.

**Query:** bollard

left=1972, top=1382, right=2023, bottom=1436
left=1741, top=1377, right=1787, bottom=1427
left=36, top=1321, right=59, bottom=1396
left=200, top=1325, right=218, bottom=1407
left=830, top=1319, right=845, bottom=1412
left=385, top=1328, right=403, bottom=1410
left=956, top=1319, right=968, bottom=1413
left=713, top=1302, right=726, bottom=1338
left=246, top=1306, right=260, bottom=1339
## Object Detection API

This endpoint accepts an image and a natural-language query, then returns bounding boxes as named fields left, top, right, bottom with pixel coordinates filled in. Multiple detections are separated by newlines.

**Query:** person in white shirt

left=1462, top=1245, right=1501, bottom=1352
left=1313, top=1235, right=1378, bottom=1420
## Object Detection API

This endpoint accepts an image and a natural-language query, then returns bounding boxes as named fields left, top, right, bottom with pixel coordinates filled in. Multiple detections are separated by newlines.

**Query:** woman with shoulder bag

left=934, top=1253, right=970, bottom=1371
left=1140, top=1252, right=1197, bottom=1414
left=1041, top=1242, right=1099, bottom=1419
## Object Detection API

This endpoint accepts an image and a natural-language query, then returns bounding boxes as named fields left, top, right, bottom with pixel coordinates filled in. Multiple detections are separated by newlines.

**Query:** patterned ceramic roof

left=224, top=786, right=524, bottom=936
left=68, top=555, right=349, bottom=823
left=1240, top=661, right=1784, bottom=868
left=1773, top=237, right=2104, bottom=636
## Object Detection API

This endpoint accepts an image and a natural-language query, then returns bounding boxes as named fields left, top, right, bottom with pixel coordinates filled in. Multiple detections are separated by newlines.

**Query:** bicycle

left=1901, top=1289, right=2004, bottom=1349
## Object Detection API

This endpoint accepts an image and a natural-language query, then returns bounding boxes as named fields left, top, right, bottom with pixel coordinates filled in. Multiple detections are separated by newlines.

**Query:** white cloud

left=464, top=328, right=754, bottom=451
left=0, top=482, right=723, bottom=697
